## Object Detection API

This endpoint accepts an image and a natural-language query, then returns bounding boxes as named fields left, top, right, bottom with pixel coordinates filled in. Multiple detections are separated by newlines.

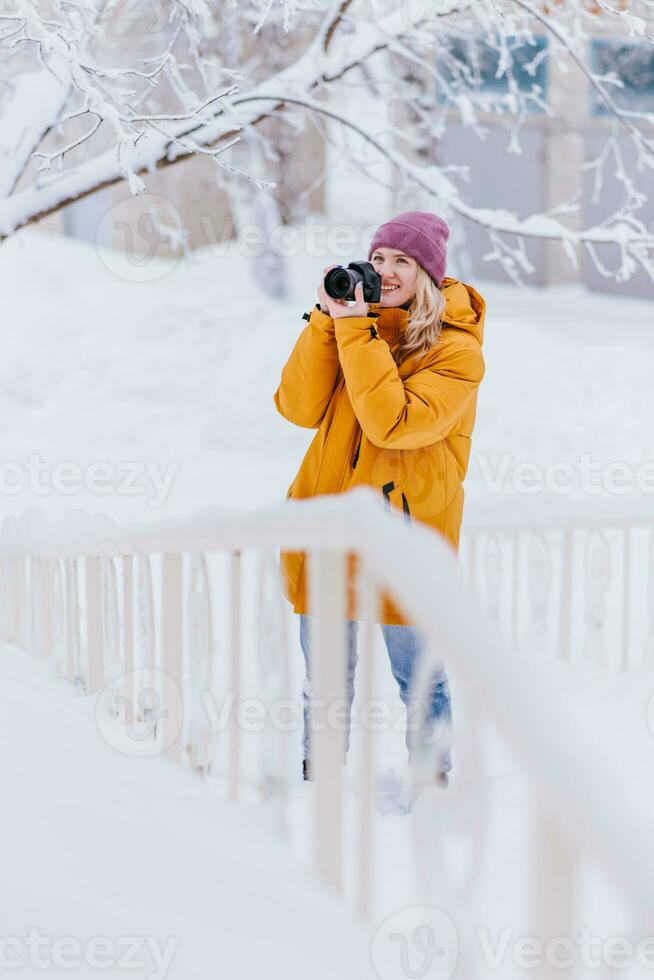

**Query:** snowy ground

left=2, top=228, right=654, bottom=977
left=4, top=634, right=654, bottom=980
left=0, top=641, right=379, bottom=980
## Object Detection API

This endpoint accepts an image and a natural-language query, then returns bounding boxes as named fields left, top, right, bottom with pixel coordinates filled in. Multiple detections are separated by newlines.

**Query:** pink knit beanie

left=368, top=210, right=450, bottom=287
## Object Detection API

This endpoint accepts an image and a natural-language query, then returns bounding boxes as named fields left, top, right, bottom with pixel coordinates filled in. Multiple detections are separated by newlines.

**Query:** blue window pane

left=590, top=39, right=654, bottom=116
left=437, top=33, right=548, bottom=115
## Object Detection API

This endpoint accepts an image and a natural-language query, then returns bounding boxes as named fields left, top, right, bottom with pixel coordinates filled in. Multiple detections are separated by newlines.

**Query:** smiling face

left=370, top=247, right=419, bottom=307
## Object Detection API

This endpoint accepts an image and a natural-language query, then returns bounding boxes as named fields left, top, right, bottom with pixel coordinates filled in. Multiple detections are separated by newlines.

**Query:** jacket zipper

left=310, top=379, right=347, bottom=496
left=351, top=428, right=363, bottom=469
left=293, top=379, right=350, bottom=607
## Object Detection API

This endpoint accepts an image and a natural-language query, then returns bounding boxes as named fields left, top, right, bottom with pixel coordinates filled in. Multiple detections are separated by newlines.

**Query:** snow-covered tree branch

left=0, top=0, right=653, bottom=284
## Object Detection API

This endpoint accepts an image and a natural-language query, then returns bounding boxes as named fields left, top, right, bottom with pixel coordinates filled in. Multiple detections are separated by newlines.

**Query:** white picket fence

left=1, top=488, right=653, bottom=976
left=462, top=494, right=654, bottom=671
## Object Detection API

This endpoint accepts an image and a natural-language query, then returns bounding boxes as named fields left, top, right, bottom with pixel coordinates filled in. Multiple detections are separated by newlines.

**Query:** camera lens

left=324, top=267, right=354, bottom=300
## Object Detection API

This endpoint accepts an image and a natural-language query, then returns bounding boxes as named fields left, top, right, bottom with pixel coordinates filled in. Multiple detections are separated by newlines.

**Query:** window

left=590, top=38, right=654, bottom=116
left=438, top=33, right=549, bottom=115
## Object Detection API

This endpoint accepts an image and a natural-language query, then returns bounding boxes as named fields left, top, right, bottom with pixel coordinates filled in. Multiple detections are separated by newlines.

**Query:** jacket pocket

left=399, top=443, right=450, bottom=524
left=381, top=480, right=412, bottom=524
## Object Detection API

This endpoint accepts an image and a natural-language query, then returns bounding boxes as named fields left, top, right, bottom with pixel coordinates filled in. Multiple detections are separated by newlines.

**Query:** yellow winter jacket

left=274, top=277, right=486, bottom=625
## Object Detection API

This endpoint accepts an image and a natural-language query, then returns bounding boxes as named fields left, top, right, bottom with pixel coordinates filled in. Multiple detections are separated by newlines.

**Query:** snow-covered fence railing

left=0, top=489, right=653, bottom=973
left=462, top=493, right=654, bottom=671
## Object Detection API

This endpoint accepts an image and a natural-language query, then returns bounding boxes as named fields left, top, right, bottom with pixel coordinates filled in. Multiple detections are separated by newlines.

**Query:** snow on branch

left=0, top=0, right=466, bottom=235
left=0, top=0, right=653, bottom=285
left=235, top=90, right=654, bottom=285
left=0, top=60, right=69, bottom=196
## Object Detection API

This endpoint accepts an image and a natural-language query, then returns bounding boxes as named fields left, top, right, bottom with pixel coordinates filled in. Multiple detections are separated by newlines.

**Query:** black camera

left=323, top=261, right=382, bottom=304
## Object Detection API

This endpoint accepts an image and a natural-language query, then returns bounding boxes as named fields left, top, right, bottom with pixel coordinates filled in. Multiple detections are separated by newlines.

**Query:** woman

left=274, top=210, right=486, bottom=788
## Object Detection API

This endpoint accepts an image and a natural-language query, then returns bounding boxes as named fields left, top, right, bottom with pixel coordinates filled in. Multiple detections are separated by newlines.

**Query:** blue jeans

left=299, top=614, right=452, bottom=775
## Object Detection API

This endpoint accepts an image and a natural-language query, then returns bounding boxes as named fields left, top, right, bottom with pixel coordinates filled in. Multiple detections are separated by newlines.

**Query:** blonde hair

left=395, top=265, right=446, bottom=367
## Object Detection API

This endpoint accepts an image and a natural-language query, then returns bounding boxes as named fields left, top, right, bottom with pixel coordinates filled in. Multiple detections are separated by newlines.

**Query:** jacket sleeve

left=334, top=315, right=485, bottom=449
left=274, top=306, right=341, bottom=429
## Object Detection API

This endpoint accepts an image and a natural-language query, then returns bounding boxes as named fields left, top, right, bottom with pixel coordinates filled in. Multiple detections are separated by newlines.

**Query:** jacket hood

left=440, top=277, right=485, bottom=345
left=369, top=277, right=485, bottom=347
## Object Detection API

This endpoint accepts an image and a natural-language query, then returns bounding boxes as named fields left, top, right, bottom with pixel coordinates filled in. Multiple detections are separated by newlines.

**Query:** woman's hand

left=318, top=268, right=369, bottom=320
